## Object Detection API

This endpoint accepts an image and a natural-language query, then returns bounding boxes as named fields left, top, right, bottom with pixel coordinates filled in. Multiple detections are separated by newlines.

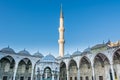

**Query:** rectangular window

left=80, top=77, right=82, bottom=80
left=20, top=76, right=24, bottom=80
left=86, top=76, right=89, bottom=80
left=75, top=77, right=77, bottom=80
left=92, top=76, right=93, bottom=80
left=28, top=77, right=31, bottom=80
left=99, top=76, right=103, bottom=80
left=3, top=76, right=7, bottom=80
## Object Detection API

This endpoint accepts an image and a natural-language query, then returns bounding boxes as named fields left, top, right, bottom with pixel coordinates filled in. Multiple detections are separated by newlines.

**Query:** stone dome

left=72, top=50, right=81, bottom=56
left=33, top=51, right=44, bottom=58
left=42, top=54, right=56, bottom=62
left=18, top=49, right=31, bottom=56
left=0, top=46, right=16, bottom=54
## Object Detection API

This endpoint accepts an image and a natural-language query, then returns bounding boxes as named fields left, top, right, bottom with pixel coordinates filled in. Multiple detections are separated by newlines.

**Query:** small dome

left=18, top=49, right=31, bottom=56
left=91, top=44, right=106, bottom=49
left=42, top=54, right=56, bottom=62
left=0, top=46, right=15, bottom=54
left=64, top=53, right=71, bottom=58
left=72, top=50, right=81, bottom=56
left=57, top=56, right=62, bottom=60
left=84, top=47, right=91, bottom=52
left=33, top=51, right=44, bottom=58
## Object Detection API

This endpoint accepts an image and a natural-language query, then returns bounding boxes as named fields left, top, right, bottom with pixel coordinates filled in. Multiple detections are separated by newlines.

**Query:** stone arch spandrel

left=73, top=56, right=81, bottom=69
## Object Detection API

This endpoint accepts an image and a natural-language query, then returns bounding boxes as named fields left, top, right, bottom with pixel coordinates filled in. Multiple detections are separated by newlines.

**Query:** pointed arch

left=44, top=67, right=52, bottom=72
left=79, top=56, right=92, bottom=80
left=16, top=58, right=32, bottom=80
left=113, top=48, right=120, bottom=64
left=68, top=59, right=78, bottom=80
left=60, top=61, right=66, bottom=69
left=60, top=61, right=67, bottom=80
left=68, top=59, right=77, bottom=70
left=43, top=67, right=52, bottom=80
left=18, top=58, right=32, bottom=65
left=79, top=56, right=91, bottom=69
left=94, top=53, right=110, bottom=67
left=0, top=55, right=15, bottom=63
left=0, top=55, right=15, bottom=80
left=94, top=53, right=110, bottom=80
left=112, top=48, right=120, bottom=80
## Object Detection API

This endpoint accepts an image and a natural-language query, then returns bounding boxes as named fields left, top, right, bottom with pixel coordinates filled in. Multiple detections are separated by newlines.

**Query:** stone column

left=110, top=63, right=115, bottom=80
left=31, top=64, right=35, bottom=80
left=40, top=74, right=42, bottom=80
left=13, top=62, right=18, bottom=80
left=77, top=69, right=80, bottom=80
left=45, top=72, right=47, bottom=79
left=57, top=73, right=59, bottom=80
left=52, top=73, right=54, bottom=80
left=92, top=65, right=95, bottom=80
left=67, top=69, right=69, bottom=80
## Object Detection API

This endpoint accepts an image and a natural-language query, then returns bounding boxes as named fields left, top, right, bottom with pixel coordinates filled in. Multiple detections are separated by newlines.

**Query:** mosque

left=0, top=5, right=120, bottom=80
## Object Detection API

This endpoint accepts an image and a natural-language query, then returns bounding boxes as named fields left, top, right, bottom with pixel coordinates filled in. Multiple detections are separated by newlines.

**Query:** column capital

left=77, top=68, right=80, bottom=72
left=13, top=62, right=19, bottom=80
left=91, top=65, right=95, bottom=68
left=77, top=68, right=80, bottom=80
left=110, top=61, right=114, bottom=65
left=66, top=69, right=69, bottom=72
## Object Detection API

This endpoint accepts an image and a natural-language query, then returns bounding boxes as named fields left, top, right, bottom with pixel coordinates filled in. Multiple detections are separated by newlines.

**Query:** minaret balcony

left=58, top=39, right=65, bottom=43
left=59, top=28, right=65, bottom=31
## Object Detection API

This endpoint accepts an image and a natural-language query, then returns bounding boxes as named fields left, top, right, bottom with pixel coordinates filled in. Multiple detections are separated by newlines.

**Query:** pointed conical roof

left=60, top=4, right=63, bottom=18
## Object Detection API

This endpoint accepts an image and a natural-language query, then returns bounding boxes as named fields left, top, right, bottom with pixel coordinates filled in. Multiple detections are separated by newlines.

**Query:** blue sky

left=0, top=0, right=120, bottom=56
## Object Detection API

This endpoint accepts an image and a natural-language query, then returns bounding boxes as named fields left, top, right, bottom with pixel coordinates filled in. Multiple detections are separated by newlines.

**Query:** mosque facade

left=0, top=5, right=120, bottom=80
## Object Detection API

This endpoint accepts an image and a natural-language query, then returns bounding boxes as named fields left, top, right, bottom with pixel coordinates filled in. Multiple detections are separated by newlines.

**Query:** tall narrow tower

left=58, top=4, right=65, bottom=57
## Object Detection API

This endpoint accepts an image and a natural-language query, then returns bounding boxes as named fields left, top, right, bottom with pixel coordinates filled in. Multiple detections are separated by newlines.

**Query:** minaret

left=58, top=4, right=65, bottom=57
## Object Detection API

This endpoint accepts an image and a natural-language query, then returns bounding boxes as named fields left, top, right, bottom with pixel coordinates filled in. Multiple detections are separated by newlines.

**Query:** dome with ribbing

left=33, top=51, right=44, bottom=58
left=18, top=49, right=31, bottom=56
left=0, top=46, right=16, bottom=54
left=42, top=54, right=56, bottom=62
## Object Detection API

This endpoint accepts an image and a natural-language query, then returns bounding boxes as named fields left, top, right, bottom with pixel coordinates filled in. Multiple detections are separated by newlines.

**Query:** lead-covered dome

left=33, top=51, right=44, bottom=58
left=64, top=53, right=71, bottom=58
left=0, top=46, right=16, bottom=54
left=83, top=47, right=91, bottom=52
left=72, top=50, right=81, bottom=56
left=42, top=54, right=56, bottom=62
left=18, top=49, right=31, bottom=56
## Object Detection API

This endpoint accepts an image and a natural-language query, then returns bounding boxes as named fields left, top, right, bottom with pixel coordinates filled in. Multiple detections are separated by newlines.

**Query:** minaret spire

left=58, top=4, right=65, bottom=57
left=60, top=3, right=63, bottom=18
